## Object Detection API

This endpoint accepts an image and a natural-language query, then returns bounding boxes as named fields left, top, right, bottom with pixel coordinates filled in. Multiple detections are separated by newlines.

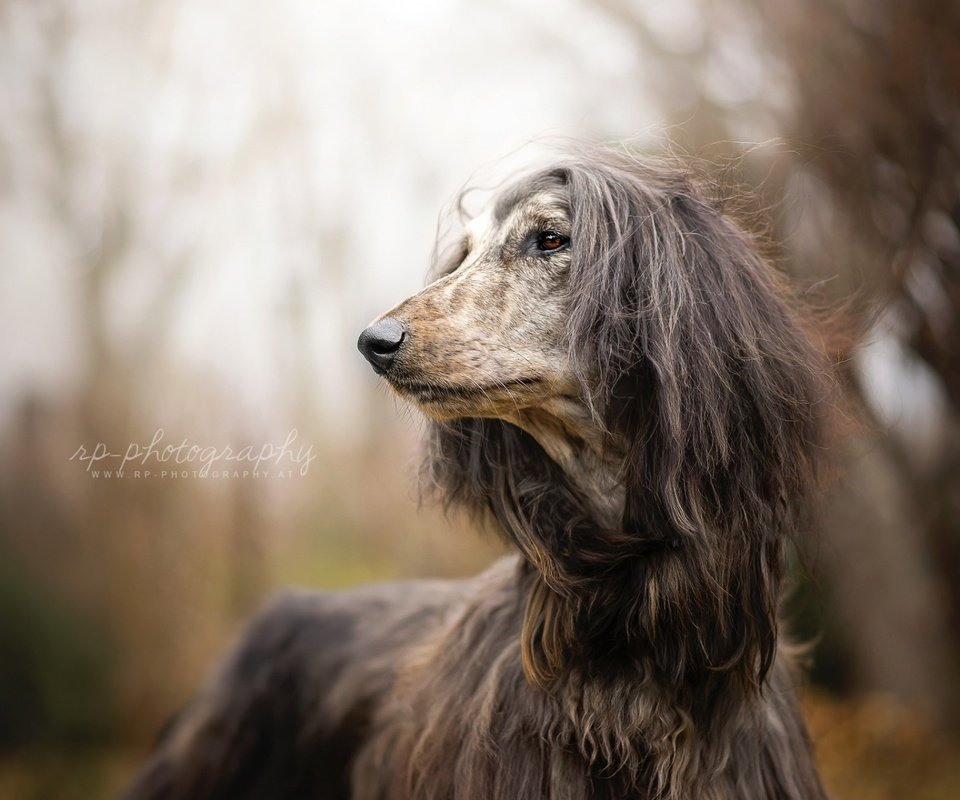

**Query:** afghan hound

left=126, top=148, right=834, bottom=800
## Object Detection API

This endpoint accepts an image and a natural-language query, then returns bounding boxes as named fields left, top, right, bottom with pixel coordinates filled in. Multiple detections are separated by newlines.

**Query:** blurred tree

left=593, top=0, right=960, bottom=723
left=0, top=1, right=266, bottom=741
left=757, top=0, right=960, bottom=722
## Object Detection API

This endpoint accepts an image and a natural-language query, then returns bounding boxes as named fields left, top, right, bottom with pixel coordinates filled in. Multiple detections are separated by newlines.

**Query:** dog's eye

left=536, top=230, right=569, bottom=252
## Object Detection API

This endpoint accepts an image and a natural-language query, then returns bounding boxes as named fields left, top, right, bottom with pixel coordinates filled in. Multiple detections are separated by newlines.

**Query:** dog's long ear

left=564, top=157, right=834, bottom=691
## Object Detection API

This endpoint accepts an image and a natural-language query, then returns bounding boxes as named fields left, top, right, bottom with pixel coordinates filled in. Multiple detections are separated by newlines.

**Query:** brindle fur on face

left=373, top=173, right=578, bottom=422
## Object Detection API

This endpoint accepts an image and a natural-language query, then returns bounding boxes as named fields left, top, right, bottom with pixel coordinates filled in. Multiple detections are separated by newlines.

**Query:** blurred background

left=1, top=0, right=959, bottom=797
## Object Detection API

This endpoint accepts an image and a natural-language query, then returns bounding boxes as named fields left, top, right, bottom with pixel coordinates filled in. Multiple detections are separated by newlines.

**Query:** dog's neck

left=505, top=398, right=625, bottom=531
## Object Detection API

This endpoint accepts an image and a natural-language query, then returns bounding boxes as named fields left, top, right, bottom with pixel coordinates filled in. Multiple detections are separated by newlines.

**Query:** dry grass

left=805, top=691, right=960, bottom=800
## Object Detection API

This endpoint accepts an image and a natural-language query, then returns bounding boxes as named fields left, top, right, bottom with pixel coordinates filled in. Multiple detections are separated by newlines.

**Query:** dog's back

left=124, top=576, right=465, bottom=800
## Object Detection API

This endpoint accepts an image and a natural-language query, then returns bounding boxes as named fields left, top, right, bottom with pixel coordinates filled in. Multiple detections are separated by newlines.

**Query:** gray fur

left=125, top=148, right=834, bottom=799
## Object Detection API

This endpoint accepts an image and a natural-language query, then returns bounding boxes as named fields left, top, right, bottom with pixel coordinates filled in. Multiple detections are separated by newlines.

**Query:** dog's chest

left=348, top=577, right=649, bottom=800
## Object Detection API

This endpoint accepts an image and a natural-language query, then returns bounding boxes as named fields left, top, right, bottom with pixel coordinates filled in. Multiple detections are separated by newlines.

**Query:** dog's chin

left=385, top=374, right=546, bottom=420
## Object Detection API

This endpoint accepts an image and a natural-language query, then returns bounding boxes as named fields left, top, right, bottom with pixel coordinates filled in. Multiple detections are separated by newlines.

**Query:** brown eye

left=536, top=230, right=569, bottom=252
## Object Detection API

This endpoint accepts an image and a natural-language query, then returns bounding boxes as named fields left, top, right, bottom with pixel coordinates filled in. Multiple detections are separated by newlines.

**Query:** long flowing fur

left=428, top=156, right=832, bottom=703
left=125, top=150, right=834, bottom=800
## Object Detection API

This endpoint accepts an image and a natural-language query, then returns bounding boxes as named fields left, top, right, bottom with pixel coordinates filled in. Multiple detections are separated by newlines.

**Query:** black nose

left=357, top=317, right=405, bottom=374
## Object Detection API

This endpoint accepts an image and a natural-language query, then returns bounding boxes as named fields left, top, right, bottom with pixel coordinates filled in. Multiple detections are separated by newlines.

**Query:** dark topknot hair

left=425, top=149, right=836, bottom=705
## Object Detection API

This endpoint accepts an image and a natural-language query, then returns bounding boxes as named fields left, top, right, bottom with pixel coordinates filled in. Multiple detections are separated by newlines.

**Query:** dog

left=125, top=148, right=834, bottom=799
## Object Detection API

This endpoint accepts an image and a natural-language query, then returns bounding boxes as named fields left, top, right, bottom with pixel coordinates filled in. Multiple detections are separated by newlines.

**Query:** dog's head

left=357, top=168, right=577, bottom=421
left=359, top=150, right=834, bottom=695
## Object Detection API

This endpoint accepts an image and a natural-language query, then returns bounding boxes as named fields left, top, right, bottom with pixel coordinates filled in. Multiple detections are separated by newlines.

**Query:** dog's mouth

left=388, top=375, right=544, bottom=405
